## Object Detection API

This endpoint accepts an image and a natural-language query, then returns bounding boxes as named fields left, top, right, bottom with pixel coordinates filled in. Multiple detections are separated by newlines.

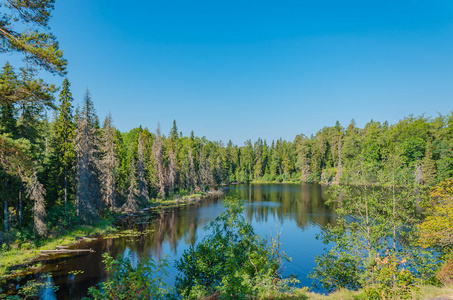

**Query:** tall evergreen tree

left=136, top=131, right=149, bottom=205
left=168, top=149, right=177, bottom=194
left=170, top=120, right=178, bottom=149
left=100, top=113, right=118, bottom=211
left=152, top=124, right=166, bottom=198
left=53, top=78, right=75, bottom=211
left=122, top=161, right=139, bottom=212
left=167, top=120, right=179, bottom=190
left=188, top=147, right=197, bottom=190
left=0, top=63, right=18, bottom=136
left=27, top=172, right=47, bottom=237
left=74, top=90, right=99, bottom=223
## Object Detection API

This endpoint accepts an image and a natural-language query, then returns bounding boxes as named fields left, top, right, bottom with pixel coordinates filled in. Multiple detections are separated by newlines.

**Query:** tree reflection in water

left=24, top=183, right=336, bottom=300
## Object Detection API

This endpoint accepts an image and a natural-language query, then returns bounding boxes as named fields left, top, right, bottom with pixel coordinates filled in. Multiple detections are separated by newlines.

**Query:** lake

left=10, top=183, right=336, bottom=299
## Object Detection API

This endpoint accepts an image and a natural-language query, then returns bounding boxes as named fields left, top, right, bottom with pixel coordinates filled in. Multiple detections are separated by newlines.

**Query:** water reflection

left=5, top=183, right=335, bottom=299
left=231, top=183, right=335, bottom=229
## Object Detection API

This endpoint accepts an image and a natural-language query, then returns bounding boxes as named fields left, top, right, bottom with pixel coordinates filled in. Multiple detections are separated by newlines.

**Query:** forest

left=2, top=62, right=453, bottom=239
left=2, top=1, right=453, bottom=299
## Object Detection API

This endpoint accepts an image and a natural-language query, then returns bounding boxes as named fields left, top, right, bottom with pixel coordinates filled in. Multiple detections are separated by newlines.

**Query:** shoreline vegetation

left=0, top=189, right=223, bottom=279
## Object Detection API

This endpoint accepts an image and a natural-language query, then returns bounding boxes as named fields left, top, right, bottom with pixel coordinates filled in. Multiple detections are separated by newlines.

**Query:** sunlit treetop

left=418, top=178, right=453, bottom=250
left=0, top=0, right=67, bottom=75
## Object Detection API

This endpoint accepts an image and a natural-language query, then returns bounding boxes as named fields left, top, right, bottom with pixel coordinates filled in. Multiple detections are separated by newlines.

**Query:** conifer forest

left=2, top=1, right=453, bottom=299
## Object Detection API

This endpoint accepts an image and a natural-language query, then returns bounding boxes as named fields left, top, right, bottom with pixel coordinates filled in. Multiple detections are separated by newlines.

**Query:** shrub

left=437, top=257, right=453, bottom=286
left=364, top=252, right=418, bottom=300
left=175, top=197, right=297, bottom=299
left=85, top=253, right=172, bottom=300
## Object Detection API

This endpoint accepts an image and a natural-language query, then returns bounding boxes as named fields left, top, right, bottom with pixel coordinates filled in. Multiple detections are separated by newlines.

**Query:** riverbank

left=115, top=190, right=224, bottom=223
left=0, top=189, right=223, bottom=279
left=249, top=180, right=302, bottom=184
left=0, top=220, right=116, bottom=278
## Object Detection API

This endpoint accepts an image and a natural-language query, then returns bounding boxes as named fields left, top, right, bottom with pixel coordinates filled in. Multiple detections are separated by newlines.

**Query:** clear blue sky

left=15, top=1, right=453, bottom=144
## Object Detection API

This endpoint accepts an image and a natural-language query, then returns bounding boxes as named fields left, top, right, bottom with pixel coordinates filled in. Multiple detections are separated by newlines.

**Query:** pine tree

left=152, top=124, right=166, bottom=198
left=100, top=113, right=118, bottom=211
left=75, top=90, right=99, bottom=223
left=136, top=131, right=149, bottom=205
left=0, top=1, right=67, bottom=75
left=27, top=172, right=47, bottom=238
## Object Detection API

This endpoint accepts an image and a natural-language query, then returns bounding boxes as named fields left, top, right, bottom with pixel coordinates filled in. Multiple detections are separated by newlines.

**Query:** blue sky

left=5, top=0, right=453, bottom=144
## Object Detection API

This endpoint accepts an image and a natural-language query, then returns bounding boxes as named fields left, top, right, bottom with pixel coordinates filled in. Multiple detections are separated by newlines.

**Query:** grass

left=0, top=220, right=116, bottom=278
left=284, top=285, right=453, bottom=300
left=261, top=285, right=453, bottom=300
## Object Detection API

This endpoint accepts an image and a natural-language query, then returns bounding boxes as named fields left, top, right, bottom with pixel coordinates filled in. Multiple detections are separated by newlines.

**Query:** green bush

left=364, top=253, right=418, bottom=300
left=4, top=274, right=58, bottom=300
left=85, top=253, right=172, bottom=300
left=175, top=197, right=298, bottom=299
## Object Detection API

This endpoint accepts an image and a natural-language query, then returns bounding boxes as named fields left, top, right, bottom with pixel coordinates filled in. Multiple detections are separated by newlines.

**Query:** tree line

left=2, top=62, right=453, bottom=240
left=2, top=0, right=453, bottom=244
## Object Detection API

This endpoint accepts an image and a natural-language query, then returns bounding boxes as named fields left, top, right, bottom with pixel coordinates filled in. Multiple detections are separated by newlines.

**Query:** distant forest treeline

left=115, top=113, right=453, bottom=189
left=1, top=61, right=453, bottom=235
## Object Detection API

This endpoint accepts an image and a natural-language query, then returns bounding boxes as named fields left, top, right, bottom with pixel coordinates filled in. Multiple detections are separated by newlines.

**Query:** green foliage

left=85, top=253, right=172, bottom=300
left=418, top=178, right=453, bottom=250
left=1, top=274, right=58, bottom=299
left=363, top=253, right=418, bottom=300
left=175, top=197, right=297, bottom=299
left=311, top=154, right=437, bottom=295
left=311, top=250, right=361, bottom=292
left=0, top=0, right=67, bottom=75
left=46, top=202, right=78, bottom=231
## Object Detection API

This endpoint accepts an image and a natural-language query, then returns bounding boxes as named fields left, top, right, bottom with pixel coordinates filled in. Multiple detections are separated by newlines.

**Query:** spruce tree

left=167, top=120, right=179, bottom=190
left=152, top=124, right=166, bottom=198
left=122, top=161, right=139, bottom=212
left=75, top=90, right=100, bottom=223
left=27, top=172, right=47, bottom=238
left=168, top=149, right=177, bottom=194
left=170, top=120, right=178, bottom=148
left=53, top=78, right=75, bottom=211
left=100, top=113, right=118, bottom=211
left=199, top=146, right=213, bottom=190
left=136, top=131, right=149, bottom=205
left=188, top=147, right=197, bottom=190
left=0, top=63, right=18, bottom=137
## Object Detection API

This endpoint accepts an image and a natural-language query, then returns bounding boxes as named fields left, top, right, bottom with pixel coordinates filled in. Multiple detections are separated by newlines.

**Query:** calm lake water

left=7, top=183, right=336, bottom=299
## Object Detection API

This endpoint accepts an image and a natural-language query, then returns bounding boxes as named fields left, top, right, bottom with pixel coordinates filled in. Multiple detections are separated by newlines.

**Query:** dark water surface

left=10, top=183, right=336, bottom=299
